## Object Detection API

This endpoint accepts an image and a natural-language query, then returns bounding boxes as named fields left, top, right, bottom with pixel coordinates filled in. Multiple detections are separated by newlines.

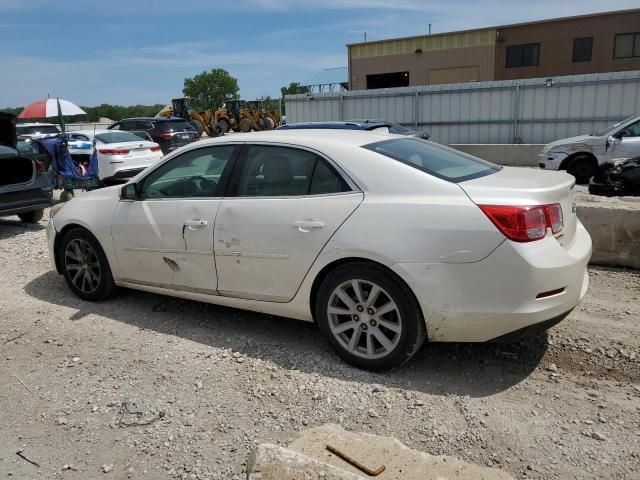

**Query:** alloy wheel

left=327, top=279, right=402, bottom=359
left=64, top=238, right=101, bottom=294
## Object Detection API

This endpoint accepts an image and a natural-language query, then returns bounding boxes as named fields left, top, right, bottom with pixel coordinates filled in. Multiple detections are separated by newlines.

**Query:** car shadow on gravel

left=0, top=218, right=46, bottom=239
left=25, top=271, right=548, bottom=398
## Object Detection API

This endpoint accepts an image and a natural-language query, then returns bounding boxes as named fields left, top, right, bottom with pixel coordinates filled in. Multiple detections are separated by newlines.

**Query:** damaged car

left=589, top=157, right=640, bottom=196
left=0, top=113, right=53, bottom=223
left=538, top=114, right=640, bottom=184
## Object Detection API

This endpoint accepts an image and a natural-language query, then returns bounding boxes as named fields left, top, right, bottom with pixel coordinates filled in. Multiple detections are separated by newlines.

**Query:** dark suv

left=278, top=120, right=430, bottom=140
left=107, top=117, right=199, bottom=154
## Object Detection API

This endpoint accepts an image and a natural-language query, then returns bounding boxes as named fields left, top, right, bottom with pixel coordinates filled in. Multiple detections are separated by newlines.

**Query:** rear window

left=16, top=125, right=60, bottom=135
left=364, top=138, right=501, bottom=183
left=95, top=131, right=145, bottom=143
left=159, top=120, right=195, bottom=132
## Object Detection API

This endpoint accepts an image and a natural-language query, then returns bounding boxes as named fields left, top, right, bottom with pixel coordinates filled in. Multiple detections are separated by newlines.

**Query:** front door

left=614, top=119, right=640, bottom=159
left=111, top=145, right=237, bottom=293
left=214, top=144, right=363, bottom=302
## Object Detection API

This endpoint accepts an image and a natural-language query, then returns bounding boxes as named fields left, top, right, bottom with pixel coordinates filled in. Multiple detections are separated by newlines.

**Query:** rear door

left=214, top=143, right=363, bottom=302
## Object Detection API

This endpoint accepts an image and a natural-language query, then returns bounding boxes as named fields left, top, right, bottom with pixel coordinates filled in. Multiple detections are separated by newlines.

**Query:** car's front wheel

left=316, top=262, right=426, bottom=370
left=59, top=228, right=116, bottom=301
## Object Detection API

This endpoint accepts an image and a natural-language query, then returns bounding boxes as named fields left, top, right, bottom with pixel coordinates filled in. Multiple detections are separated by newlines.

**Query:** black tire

left=315, top=262, right=426, bottom=371
left=60, top=190, right=74, bottom=202
left=58, top=227, right=116, bottom=301
left=218, top=118, right=230, bottom=133
left=566, top=155, right=596, bottom=184
left=18, top=209, right=44, bottom=224
left=239, top=117, right=253, bottom=133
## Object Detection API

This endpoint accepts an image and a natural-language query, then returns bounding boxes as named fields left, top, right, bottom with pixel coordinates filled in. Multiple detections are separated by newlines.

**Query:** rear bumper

left=0, top=187, right=53, bottom=217
left=392, top=220, right=592, bottom=342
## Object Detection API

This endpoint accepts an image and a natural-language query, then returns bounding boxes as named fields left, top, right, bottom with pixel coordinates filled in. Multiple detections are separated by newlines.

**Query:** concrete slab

left=288, top=424, right=515, bottom=480
left=247, top=443, right=364, bottom=480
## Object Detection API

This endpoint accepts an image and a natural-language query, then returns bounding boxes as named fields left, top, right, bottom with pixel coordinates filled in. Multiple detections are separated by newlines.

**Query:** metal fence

left=284, top=70, right=640, bottom=144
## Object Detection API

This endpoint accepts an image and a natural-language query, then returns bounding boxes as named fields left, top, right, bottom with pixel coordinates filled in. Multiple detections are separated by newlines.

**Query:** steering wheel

left=189, top=175, right=218, bottom=196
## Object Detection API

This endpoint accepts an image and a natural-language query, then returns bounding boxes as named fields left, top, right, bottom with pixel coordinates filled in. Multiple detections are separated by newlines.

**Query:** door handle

left=294, top=220, right=324, bottom=233
left=184, top=219, right=208, bottom=230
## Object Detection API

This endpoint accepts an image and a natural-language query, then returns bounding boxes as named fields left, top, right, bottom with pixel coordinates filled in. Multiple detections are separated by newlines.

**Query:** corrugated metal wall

left=285, top=70, right=640, bottom=144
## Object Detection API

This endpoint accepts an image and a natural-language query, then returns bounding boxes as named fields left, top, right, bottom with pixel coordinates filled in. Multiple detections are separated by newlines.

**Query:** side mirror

left=613, top=130, right=626, bottom=139
left=120, top=183, right=138, bottom=200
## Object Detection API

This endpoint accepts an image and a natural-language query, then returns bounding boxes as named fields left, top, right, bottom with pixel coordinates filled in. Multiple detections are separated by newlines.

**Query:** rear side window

left=233, top=145, right=350, bottom=197
left=364, top=138, right=501, bottom=182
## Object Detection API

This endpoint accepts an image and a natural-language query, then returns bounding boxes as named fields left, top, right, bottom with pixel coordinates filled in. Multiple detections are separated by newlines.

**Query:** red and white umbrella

left=18, top=98, right=86, bottom=118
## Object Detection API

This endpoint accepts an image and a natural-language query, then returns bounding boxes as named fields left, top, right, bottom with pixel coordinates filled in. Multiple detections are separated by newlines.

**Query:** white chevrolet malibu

left=47, top=130, right=591, bottom=370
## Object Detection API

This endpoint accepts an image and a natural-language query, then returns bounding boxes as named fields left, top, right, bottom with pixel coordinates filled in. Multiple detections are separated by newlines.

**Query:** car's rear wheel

left=316, top=262, right=426, bottom=370
left=59, top=228, right=116, bottom=301
left=18, top=209, right=44, bottom=224
left=567, top=155, right=596, bottom=184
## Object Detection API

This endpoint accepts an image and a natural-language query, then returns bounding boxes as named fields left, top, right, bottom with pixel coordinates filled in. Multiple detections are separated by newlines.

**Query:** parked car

left=16, top=122, right=61, bottom=139
left=589, top=157, right=640, bottom=196
left=107, top=117, right=199, bottom=155
left=1, top=113, right=53, bottom=223
left=48, top=130, right=591, bottom=370
left=66, top=130, right=163, bottom=184
left=278, top=120, right=430, bottom=139
left=538, top=114, right=640, bottom=184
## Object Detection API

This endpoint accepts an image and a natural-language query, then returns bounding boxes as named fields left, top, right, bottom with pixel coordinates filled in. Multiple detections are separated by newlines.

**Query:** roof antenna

left=364, top=32, right=367, bottom=42
left=428, top=24, right=431, bottom=35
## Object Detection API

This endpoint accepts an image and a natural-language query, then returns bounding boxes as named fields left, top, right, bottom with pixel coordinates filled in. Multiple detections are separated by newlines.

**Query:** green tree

left=183, top=69, right=239, bottom=111
left=280, top=82, right=310, bottom=97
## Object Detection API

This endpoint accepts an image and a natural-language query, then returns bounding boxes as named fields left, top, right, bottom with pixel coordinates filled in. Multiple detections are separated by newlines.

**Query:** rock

left=547, top=363, right=558, bottom=372
left=72, top=356, right=80, bottom=362
left=103, top=464, right=113, bottom=473
left=57, top=417, right=67, bottom=425
left=367, top=409, right=380, bottom=418
left=288, top=424, right=516, bottom=480
left=591, top=432, right=608, bottom=441
left=247, top=443, right=362, bottom=480
left=195, top=381, right=203, bottom=389
left=414, top=399, right=425, bottom=407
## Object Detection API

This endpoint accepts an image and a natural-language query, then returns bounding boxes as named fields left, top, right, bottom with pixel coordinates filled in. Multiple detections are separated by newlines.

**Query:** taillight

left=150, top=145, right=161, bottom=152
left=157, top=133, right=173, bottom=139
left=479, top=203, right=563, bottom=242
left=545, top=203, right=563, bottom=234
left=35, top=160, right=46, bottom=173
left=99, top=149, right=130, bottom=155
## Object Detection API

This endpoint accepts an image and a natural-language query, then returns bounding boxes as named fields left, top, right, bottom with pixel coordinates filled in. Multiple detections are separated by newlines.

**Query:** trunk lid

left=459, top=166, right=577, bottom=248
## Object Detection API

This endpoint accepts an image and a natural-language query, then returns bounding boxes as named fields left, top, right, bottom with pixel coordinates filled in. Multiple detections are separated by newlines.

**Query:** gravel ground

left=0, top=213, right=639, bottom=479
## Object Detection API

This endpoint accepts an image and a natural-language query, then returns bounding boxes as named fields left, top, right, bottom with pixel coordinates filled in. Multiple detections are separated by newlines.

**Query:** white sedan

left=47, top=130, right=591, bottom=370
left=66, top=130, right=162, bottom=183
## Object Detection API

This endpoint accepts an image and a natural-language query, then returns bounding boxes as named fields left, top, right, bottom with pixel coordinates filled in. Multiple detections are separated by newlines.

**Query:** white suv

left=16, top=122, right=61, bottom=139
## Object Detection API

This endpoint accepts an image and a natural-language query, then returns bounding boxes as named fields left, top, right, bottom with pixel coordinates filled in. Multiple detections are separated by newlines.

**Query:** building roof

left=346, top=8, right=640, bottom=47
left=302, top=67, right=348, bottom=87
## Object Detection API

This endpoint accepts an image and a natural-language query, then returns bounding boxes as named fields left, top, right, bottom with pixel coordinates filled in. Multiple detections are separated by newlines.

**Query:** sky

left=1, top=0, right=638, bottom=108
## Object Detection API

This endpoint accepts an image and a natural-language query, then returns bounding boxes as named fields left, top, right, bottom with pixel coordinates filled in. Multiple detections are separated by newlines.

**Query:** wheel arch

left=53, top=223, right=101, bottom=274
left=309, top=257, right=427, bottom=331
left=559, top=151, right=597, bottom=171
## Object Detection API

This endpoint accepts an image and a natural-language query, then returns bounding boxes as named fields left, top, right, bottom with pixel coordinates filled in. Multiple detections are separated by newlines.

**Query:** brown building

left=347, top=9, right=640, bottom=90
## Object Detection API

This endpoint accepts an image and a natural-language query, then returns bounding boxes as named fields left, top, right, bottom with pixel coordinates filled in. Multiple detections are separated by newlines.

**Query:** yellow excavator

left=157, top=98, right=223, bottom=137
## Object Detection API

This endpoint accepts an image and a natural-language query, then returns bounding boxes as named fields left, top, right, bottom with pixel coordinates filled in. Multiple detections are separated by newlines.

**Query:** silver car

left=538, top=115, right=640, bottom=183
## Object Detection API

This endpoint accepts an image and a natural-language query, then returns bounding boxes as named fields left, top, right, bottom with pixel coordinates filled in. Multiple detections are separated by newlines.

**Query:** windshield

left=16, top=125, right=60, bottom=135
left=593, top=116, right=637, bottom=137
left=364, top=138, right=501, bottom=183
left=95, top=131, right=146, bottom=143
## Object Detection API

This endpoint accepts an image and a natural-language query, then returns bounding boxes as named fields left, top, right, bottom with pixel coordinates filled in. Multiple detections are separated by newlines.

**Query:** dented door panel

left=111, top=199, right=220, bottom=292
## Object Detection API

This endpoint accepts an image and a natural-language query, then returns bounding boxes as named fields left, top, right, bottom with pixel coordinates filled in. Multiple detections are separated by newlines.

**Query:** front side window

left=364, top=138, right=501, bottom=183
left=234, top=145, right=350, bottom=197
left=572, top=37, right=593, bottom=62
left=506, top=43, right=540, bottom=68
left=614, top=33, right=640, bottom=59
left=139, top=145, right=235, bottom=199
left=619, top=120, right=640, bottom=138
